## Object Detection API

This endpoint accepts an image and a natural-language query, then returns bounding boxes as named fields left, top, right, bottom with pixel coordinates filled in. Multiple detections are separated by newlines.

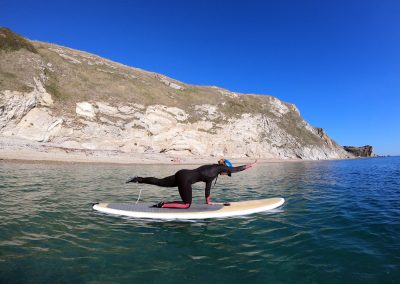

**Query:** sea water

left=0, top=157, right=399, bottom=283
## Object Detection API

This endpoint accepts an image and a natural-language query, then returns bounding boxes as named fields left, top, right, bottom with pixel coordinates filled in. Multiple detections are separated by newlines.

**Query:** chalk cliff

left=0, top=28, right=353, bottom=160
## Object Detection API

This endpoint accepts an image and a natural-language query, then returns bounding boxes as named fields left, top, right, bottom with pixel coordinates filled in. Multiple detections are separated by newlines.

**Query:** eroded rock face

left=76, top=102, right=96, bottom=118
left=343, top=145, right=374, bottom=157
left=0, top=75, right=353, bottom=160
left=10, top=108, right=62, bottom=142
left=315, top=128, right=335, bottom=148
left=0, top=92, right=354, bottom=160
left=0, top=77, right=55, bottom=132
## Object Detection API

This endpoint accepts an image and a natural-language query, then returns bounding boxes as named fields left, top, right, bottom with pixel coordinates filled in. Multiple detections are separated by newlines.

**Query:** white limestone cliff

left=0, top=90, right=351, bottom=160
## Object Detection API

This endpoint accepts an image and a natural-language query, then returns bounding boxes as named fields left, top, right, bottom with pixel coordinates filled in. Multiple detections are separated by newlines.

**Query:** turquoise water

left=1, top=157, right=399, bottom=283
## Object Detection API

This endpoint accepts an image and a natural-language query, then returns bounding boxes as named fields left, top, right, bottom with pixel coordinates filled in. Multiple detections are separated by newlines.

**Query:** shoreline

left=0, top=148, right=300, bottom=165
left=0, top=136, right=357, bottom=165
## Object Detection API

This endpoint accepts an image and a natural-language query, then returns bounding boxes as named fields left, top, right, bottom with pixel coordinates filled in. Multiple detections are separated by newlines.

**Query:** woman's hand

left=244, top=160, right=258, bottom=169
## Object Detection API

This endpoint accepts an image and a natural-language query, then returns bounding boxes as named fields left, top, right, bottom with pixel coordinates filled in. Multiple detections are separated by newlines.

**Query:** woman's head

left=218, top=159, right=233, bottom=176
left=218, top=159, right=232, bottom=166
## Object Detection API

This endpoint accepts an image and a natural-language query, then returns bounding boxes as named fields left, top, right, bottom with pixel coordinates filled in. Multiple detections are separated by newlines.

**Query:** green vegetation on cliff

left=0, top=27, right=37, bottom=53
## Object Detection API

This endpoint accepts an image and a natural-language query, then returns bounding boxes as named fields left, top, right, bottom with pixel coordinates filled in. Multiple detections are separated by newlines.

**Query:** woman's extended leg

left=127, top=175, right=177, bottom=187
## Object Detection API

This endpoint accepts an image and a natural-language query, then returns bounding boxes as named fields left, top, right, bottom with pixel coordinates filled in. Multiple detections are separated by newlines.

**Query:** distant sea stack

left=343, top=145, right=374, bottom=157
left=0, top=27, right=357, bottom=160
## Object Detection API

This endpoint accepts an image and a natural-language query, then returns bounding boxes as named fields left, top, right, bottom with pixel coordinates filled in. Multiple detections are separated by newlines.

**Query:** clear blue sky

left=2, top=0, right=399, bottom=155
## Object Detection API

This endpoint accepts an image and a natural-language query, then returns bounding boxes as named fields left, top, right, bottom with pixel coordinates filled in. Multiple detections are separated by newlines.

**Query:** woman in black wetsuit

left=126, top=159, right=255, bottom=209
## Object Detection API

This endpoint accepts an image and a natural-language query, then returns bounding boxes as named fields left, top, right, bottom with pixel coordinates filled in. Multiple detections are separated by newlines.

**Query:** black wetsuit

left=135, top=164, right=250, bottom=208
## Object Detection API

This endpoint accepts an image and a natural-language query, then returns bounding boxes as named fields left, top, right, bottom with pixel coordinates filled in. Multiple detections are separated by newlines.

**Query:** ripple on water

left=1, top=158, right=400, bottom=283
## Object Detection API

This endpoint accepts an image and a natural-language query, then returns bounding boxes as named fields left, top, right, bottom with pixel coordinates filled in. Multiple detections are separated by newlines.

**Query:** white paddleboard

left=93, top=197, right=284, bottom=220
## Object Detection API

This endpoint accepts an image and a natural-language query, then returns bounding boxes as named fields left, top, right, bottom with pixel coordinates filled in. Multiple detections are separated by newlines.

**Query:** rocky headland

left=1, top=27, right=359, bottom=164
left=343, top=145, right=375, bottom=157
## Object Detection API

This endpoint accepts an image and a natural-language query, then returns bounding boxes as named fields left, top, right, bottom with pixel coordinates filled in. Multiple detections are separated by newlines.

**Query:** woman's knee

left=179, top=203, right=191, bottom=209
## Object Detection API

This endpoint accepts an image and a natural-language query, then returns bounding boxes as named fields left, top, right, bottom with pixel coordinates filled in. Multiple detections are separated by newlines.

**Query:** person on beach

left=126, top=159, right=256, bottom=209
